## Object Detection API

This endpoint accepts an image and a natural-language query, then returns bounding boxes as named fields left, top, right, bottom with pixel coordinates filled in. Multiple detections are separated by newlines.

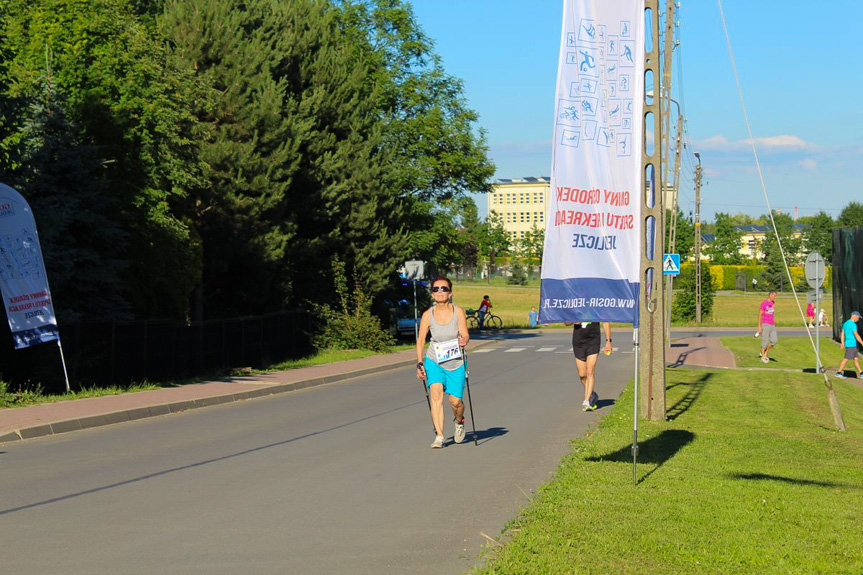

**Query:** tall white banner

left=540, top=0, right=645, bottom=325
left=0, top=183, right=60, bottom=349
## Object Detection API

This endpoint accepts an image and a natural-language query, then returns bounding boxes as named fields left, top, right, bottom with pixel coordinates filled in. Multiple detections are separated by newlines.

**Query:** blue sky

left=409, top=0, right=863, bottom=222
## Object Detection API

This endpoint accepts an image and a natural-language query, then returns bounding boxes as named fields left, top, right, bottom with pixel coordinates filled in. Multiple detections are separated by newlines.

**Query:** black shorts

left=572, top=322, right=601, bottom=361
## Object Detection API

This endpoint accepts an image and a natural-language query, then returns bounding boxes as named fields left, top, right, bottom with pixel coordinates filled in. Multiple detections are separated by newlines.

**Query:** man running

left=835, top=311, right=862, bottom=379
left=568, top=321, right=613, bottom=411
left=757, top=291, right=778, bottom=364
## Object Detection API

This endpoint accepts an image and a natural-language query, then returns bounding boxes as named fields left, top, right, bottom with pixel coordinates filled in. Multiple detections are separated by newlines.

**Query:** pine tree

left=12, top=79, right=131, bottom=320
left=268, top=0, right=409, bottom=301
left=761, top=212, right=801, bottom=290
left=803, top=211, right=834, bottom=261
left=160, top=0, right=300, bottom=317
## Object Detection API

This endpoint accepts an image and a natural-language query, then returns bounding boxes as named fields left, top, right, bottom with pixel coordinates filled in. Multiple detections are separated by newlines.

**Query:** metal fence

left=832, top=226, right=863, bottom=341
left=0, top=310, right=314, bottom=393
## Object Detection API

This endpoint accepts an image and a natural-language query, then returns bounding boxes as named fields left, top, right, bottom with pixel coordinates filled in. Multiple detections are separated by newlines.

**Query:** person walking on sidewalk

left=416, top=276, right=470, bottom=448
left=757, top=290, right=778, bottom=364
left=566, top=321, right=613, bottom=411
left=806, top=302, right=816, bottom=328
left=835, top=311, right=863, bottom=379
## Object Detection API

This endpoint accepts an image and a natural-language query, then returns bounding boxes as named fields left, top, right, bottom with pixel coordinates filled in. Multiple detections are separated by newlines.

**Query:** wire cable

left=716, top=0, right=841, bottom=408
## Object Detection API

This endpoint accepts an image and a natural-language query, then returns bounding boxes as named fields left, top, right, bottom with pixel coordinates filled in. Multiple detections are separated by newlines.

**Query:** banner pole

left=632, top=326, right=640, bottom=486
left=57, top=338, right=71, bottom=393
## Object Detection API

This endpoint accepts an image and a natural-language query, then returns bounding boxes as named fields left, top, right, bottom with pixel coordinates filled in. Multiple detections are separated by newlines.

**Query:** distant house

left=698, top=224, right=806, bottom=261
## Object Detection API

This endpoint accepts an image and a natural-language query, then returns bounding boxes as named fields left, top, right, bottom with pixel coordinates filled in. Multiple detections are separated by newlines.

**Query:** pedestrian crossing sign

left=663, top=254, right=680, bottom=275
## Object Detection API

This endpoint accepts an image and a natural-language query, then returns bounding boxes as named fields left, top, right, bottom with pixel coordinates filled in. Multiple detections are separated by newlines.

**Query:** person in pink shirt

left=757, top=291, right=778, bottom=363
left=806, top=302, right=815, bottom=328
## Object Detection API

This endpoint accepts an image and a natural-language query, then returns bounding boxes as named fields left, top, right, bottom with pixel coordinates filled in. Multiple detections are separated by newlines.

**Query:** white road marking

left=505, top=347, right=527, bottom=352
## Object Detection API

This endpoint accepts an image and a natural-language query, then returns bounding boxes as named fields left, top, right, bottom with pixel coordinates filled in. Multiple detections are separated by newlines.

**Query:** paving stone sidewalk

left=666, top=336, right=737, bottom=369
left=0, top=347, right=431, bottom=443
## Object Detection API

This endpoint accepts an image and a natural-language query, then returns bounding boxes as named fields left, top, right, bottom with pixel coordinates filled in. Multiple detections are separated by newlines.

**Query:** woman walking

left=416, top=276, right=470, bottom=448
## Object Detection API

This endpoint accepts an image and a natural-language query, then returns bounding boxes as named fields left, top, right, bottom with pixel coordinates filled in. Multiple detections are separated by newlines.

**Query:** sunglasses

left=431, top=286, right=451, bottom=293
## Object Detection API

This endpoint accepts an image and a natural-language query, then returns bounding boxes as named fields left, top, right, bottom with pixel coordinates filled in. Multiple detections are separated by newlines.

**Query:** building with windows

left=487, top=177, right=550, bottom=242
left=700, top=224, right=806, bottom=261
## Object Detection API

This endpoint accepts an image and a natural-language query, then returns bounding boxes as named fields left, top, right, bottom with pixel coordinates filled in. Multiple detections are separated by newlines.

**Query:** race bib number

left=434, top=339, right=462, bottom=363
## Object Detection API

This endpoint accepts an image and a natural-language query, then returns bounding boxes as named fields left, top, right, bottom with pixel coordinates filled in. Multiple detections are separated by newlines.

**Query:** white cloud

left=798, top=158, right=818, bottom=170
left=695, top=134, right=816, bottom=152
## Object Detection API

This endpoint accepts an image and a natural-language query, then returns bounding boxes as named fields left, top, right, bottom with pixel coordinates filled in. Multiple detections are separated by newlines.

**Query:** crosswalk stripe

left=470, top=346, right=631, bottom=354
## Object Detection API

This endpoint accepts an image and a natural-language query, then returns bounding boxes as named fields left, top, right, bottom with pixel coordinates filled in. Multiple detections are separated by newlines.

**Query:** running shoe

left=582, top=400, right=597, bottom=412
left=431, top=435, right=444, bottom=448
left=761, top=355, right=769, bottom=364
left=590, top=391, right=598, bottom=406
left=454, top=418, right=466, bottom=444
left=835, top=372, right=847, bottom=379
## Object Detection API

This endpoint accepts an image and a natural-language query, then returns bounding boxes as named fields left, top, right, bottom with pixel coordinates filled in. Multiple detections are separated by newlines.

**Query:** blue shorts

left=423, top=358, right=466, bottom=399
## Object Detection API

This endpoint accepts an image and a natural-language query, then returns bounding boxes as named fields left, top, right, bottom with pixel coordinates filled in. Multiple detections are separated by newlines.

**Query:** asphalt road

left=1, top=331, right=635, bottom=575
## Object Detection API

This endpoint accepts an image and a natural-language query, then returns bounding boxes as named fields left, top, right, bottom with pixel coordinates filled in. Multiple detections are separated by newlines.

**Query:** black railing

left=0, top=311, right=314, bottom=393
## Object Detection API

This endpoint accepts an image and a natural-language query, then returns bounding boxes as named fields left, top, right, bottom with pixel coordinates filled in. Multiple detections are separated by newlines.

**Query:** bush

left=672, top=263, right=715, bottom=322
left=507, top=261, right=528, bottom=285
left=680, top=264, right=831, bottom=292
left=313, top=258, right=395, bottom=353
left=0, top=380, right=44, bottom=408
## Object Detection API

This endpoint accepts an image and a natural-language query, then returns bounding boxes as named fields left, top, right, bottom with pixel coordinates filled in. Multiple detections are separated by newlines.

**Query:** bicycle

left=465, top=308, right=503, bottom=330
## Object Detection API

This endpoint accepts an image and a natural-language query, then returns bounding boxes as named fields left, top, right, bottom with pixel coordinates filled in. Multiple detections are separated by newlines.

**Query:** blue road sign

left=663, top=253, right=680, bottom=275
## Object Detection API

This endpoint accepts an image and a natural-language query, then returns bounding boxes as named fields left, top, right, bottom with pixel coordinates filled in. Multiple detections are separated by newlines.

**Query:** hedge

left=677, top=263, right=831, bottom=291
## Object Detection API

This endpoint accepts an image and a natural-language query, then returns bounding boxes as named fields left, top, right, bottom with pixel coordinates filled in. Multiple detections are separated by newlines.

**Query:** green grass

left=696, top=292, right=833, bottom=328
left=452, top=283, right=832, bottom=330
left=264, top=344, right=414, bottom=371
left=473, top=368, right=863, bottom=574
left=722, top=335, right=848, bottom=370
left=0, top=381, right=162, bottom=409
left=452, top=283, right=544, bottom=329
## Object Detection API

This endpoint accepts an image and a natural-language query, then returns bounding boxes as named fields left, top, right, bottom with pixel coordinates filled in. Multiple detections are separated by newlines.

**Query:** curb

left=0, top=358, right=419, bottom=443
left=1, top=340, right=496, bottom=444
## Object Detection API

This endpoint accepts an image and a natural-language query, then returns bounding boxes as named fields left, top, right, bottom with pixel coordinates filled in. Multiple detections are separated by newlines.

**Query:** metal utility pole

left=665, top=102, right=683, bottom=346
left=660, top=0, right=678, bottom=347
left=639, top=0, right=665, bottom=422
left=694, top=153, right=702, bottom=323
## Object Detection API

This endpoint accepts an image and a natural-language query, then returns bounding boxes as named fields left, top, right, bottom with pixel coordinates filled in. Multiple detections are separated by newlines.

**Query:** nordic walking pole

left=418, top=365, right=435, bottom=435
left=462, top=347, right=478, bottom=446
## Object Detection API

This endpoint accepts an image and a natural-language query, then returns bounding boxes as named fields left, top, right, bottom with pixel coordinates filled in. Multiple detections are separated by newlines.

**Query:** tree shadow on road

left=585, top=429, right=695, bottom=485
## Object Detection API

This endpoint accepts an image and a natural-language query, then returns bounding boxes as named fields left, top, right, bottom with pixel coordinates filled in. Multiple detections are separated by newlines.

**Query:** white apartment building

left=487, top=177, right=550, bottom=242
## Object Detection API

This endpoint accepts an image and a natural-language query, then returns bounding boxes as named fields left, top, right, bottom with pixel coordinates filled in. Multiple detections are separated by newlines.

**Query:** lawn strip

left=721, top=335, right=846, bottom=371
left=473, top=368, right=863, bottom=574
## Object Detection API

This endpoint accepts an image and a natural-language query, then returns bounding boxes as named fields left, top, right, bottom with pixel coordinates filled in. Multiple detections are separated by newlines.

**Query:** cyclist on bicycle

left=477, top=295, right=492, bottom=329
